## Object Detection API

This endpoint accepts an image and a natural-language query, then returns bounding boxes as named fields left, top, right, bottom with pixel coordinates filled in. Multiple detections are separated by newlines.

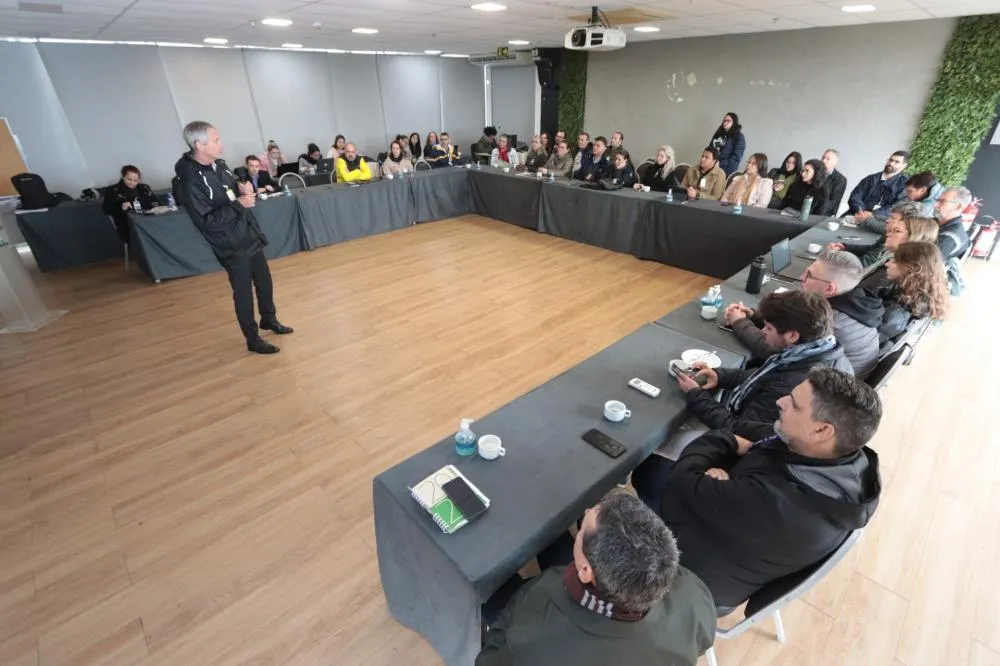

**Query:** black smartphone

left=582, top=428, right=627, bottom=459
left=838, top=235, right=862, bottom=241
left=442, top=477, right=488, bottom=522
left=717, top=323, right=735, bottom=333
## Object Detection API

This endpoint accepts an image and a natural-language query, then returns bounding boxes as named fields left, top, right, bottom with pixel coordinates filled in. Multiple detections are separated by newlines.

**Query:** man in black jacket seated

left=632, top=367, right=882, bottom=610
left=819, top=149, right=847, bottom=216
left=677, top=291, right=853, bottom=436
left=575, top=136, right=611, bottom=182
left=244, top=155, right=277, bottom=193
left=175, top=121, right=293, bottom=354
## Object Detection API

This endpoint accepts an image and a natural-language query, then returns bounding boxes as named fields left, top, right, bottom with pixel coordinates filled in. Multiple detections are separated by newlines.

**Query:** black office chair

left=10, top=173, right=72, bottom=210
left=726, top=170, right=744, bottom=187
left=668, top=164, right=690, bottom=188
left=705, top=529, right=864, bottom=666
left=635, top=160, right=655, bottom=184
left=278, top=173, right=307, bottom=190
left=865, top=343, right=912, bottom=392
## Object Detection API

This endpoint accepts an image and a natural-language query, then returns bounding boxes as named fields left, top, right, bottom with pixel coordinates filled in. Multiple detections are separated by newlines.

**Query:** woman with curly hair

left=875, top=241, right=949, bottom=347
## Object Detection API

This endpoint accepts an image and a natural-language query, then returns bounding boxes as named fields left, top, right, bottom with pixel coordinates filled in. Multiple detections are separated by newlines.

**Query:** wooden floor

left=0, top=216, right=996, bottom=666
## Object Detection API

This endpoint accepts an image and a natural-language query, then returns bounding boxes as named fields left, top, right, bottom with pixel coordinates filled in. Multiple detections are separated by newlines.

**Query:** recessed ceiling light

left=841, top=4, right=876, bottom=12
left=261, top=17, right=292, bottom=27
left=282, top=43, right=302, bottom=48
left=471, top=3, right=506, bottom=11
left=352, top=27, right=378, bottom=34
left=351, top=50, right=377, bottom=55
left=507, top=39, right=529, bottom=45
left=425, top=49, right=442, bottom=54
left=633, top=26, right=660, bottom=32
left=441, top=53, right=469, bottom=58
left=203, top=37, right=228, bottom=45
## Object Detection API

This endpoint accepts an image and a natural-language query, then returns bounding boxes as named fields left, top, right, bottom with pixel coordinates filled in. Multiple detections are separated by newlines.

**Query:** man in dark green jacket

left=476, top=491, right=716, bottom=666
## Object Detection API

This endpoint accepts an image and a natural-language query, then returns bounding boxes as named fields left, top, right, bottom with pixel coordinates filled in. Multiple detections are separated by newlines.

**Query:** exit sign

left=497, top=47, right=509, bottom=58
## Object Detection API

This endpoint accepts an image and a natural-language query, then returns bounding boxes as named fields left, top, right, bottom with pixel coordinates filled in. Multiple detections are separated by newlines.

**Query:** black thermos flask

left=746, top=256, right=767, bottom=294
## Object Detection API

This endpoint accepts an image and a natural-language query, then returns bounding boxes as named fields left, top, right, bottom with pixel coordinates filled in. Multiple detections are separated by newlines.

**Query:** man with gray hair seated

left=477, top=490, right=716, bottom=666
left=932, top=185, right=973, bottom=294
left=725, top=250, right=883, bottom=378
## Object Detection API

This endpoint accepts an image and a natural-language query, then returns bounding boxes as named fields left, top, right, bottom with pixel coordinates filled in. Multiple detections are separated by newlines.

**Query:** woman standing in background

left=709, top=112, right=746, bottom=176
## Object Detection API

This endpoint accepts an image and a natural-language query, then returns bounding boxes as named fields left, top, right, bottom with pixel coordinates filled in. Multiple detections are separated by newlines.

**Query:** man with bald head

left=335, top=142, right=372, bottom=183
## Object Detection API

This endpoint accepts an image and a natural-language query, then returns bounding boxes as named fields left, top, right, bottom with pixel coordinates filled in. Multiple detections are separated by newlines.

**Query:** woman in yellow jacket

left=335, top=143, right=372, bottom=183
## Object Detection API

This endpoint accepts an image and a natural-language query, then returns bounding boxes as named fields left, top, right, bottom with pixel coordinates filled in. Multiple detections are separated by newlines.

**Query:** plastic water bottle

left=166, top=192, right=176, bottom=210
left=454, top=418, right=477, bottom=457
left=133, top=196, right=142, bottom=212
left=665, top=189, right=674, bottom=203
left=283, top=183, right=291, bottom=196
left=801, top=196, right=813, bottom=222
left=733, top=202, right=743, bottom=215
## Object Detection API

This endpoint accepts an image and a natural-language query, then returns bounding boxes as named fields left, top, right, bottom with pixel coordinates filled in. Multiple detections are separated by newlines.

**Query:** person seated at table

left=769, top=158, right=826, bottom=215
left=102, top=164, right=157, bottom=244
left=818, top=149, right=847, bottom=216
left=422, top=131, right=440, bottom=161
left=721, top=152, right=772, bottom=208
left=407, top=132, right=423, bottom=163
left=633, top=145, right=676, bottom=193
left=631, top=368, right=882, bottom=611
left=827, top=201, right=926, bottom=269
left=708, top=112, right=746, bottom=176
left=335, top=143, right=372, bottom=183
left=767, top=151, right=801, bottom=204
left=490, top=134, right=521, bottom=169
left=523, top=135, right=549, bottom=173
left=902, top=170, right=943, bottom=216
left=258, top=141, right=288, bottom=177
left=393, top=135, right=410, bottom=160
left=425, top=132, right=462, bottom=168
left=845, top=150, right=909, bottom=233
left=608, top=149, right=636, bottom=188
left=681, top=147, right=726, bottom=201
left=244, top=155, right=277, bottom=193
left=380, top=141, right=412, bottom=178
left=573, top=132, right=594, bottom=176
left=678, top=290, right=853, bottom=434
left=575, top=136, right=612, bottom=182
left=326, top=135, right=347, bottom=160
left=930, top=185, right=972, bottom=294
left=539, top=139, right=573, bottom=179
left=540, top=132, right=552, bottom=155
left=477, top=490, right=716, bottom=666
left=552, top=129, right=567, bottom=155
left=872, top=241, right=949, bottom=348
left=298, top=143, right=322, bottom=174
left=610, top=131, right=624, bottom=151
left=726, top=251, right=883, bottom=379
left=474, top=126, right=498, bottom=162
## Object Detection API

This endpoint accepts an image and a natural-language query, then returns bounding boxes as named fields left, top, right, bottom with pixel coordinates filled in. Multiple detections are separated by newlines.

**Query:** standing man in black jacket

left=632, top=368, right=882, bottom=610
left=175, top=121, right=293, bottom=354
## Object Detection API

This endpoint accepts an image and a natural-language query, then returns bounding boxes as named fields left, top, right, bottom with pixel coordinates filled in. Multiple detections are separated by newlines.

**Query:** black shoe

left=260, top=320, right=294, bottom=335
left=247, top=337, right=280, bottom=354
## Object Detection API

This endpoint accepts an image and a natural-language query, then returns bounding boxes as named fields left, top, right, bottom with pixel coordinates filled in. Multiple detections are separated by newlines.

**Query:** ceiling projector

left=565, top=6, right=626, bottom=51
left=565, top=25, right=626, bottom=51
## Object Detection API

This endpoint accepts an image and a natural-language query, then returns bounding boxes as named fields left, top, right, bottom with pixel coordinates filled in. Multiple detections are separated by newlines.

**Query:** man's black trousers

left=223, top=250, right=277, bottom=342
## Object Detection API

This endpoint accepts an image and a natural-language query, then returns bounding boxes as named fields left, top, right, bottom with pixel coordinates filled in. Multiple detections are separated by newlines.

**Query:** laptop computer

left=315, top=158, right=334, bottom=174
left=276, top=162, right=299, bottom=177
left=769, top=239, right=799, bottom=283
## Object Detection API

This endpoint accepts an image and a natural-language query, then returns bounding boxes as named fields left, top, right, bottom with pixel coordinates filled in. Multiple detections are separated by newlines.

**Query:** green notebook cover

left=409, top=465, right=490, bottom=534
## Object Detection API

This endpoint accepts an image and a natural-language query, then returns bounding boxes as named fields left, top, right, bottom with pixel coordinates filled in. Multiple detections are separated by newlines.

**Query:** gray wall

left=584, top=19, right=955, bottom=208
left=491, top=66, right=537, bottom=146
left=0, top=43, right=489, bottom=193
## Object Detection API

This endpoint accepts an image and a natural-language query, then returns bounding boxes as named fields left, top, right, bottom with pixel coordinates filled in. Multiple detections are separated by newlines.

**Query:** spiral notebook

left=409, top=465, right=490, bottom=534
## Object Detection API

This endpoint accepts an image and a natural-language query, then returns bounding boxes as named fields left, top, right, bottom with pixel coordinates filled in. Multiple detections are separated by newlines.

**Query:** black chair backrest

left=171, top=176, right=188, bottom=209
left=636, top=160, right=655, bottom=183
left=667, top=165, right=691, bottom=188
left=866, top=343, right=911, bottom=392
left=233, top=166, right=250, bottom=181
left=726, top=170, right=744, bottom=187
left=11, top=172, right=57, bottom=210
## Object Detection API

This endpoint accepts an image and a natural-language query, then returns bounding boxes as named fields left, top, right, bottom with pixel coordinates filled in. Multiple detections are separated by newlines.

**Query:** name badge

left=224, top=186, right=237, bottom=202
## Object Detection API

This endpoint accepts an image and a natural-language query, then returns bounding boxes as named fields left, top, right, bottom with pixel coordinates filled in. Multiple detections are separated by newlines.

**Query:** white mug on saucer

left=642, top=185, right=651, bottom=192
left=807, top=243, right=822, bottom=254
left=826, top=221, right=840, bottom=231
left=478, top=434, right=505, bottom=460
left=385, top=173, right=394, bottom=180
left=700, top=305, right=718, bottom=320
left=604, top=400, right=631, bottom=423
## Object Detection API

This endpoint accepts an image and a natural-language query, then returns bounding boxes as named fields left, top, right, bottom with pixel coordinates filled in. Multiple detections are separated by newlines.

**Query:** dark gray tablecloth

left=410, top=168, right=471, bottom=223
left=373, top=323, right=743, bottom=666
left=538, top=181, right=650, bottom=255
left=16, top=202, right=122, bottom=271
left=469, top=169, right=541, bottom=230
left=129, top=195, right=303, bottom=282
left=639, top=200, right=817, bottom=280
left=295, top=180, right=412, bottom=249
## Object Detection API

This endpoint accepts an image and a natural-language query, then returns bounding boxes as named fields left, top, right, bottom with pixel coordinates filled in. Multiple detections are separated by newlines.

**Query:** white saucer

left=681, top=349, right=722, bottom=369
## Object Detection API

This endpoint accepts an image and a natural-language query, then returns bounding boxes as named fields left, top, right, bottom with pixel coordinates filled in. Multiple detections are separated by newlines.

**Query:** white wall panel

left=440, top=59, right=487, bottom=156
left=327, top=54, right=389, bottom=158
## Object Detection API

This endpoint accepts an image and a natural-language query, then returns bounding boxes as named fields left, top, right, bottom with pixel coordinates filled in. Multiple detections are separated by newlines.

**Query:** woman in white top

left=381, top=141, right=412, bottom=178
left=721, top=153, right=773, bottom=208
left=257, top=142, right=288, bottom=178
left=326, top=135, right=346, bottom=159
left=490, top=134, right=520, bottom=169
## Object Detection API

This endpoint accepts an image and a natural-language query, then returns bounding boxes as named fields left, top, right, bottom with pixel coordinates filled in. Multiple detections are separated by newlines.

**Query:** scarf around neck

left=561, top=566, right=644, bottom=622
left=726, top=335, right=837, bottom=412
left=498, top=145, right=510, bottom=163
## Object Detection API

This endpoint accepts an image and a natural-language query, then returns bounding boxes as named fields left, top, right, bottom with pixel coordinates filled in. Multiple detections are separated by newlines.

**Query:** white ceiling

left=1, top=0, right=997, bottom=54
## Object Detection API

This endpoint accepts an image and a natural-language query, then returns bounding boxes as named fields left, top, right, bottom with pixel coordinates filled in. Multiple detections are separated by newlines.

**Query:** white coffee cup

left=826, top=221, right=840, bottom=231
left=807, top=243, right=822, bottom=254
left=385, top=173, right=394, bottom=180
left=477, top=434, right=505, bottom=460
left=642, top=185, right=651, bottom=192
left=700, top=305, right=718, bottom=320
left=503, top=167, right=511, bottom=173
left=465, top=163, right=472, bottom=169
left=604, top=400, right=631, bottom=422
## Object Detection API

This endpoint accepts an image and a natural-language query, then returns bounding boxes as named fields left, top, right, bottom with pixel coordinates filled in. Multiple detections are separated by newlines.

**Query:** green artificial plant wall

left=557, top=50, right=588, bottom=140
left=909, top=14, right=1000, bottom=185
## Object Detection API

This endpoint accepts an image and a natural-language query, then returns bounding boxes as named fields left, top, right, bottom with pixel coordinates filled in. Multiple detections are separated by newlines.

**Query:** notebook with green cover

left=409, top=465, right=490, bottom=534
